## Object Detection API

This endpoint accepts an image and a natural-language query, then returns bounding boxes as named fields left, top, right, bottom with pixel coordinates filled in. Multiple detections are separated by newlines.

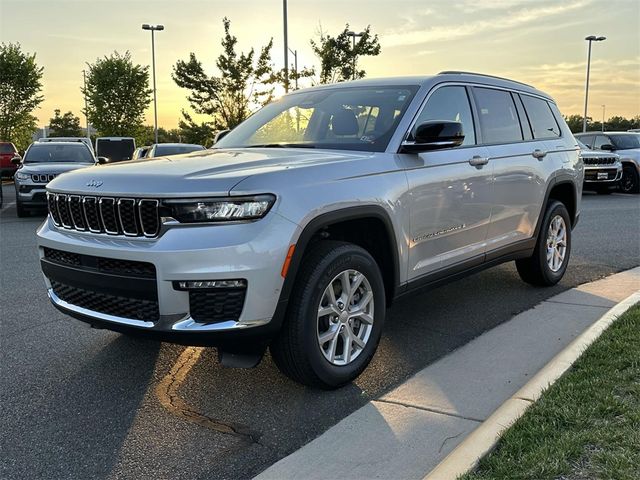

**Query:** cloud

left=383, top=0, right=590, bottom=47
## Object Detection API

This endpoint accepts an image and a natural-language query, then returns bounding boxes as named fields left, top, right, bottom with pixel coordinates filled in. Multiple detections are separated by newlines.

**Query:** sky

left=1, top=0, right=639, bottom=129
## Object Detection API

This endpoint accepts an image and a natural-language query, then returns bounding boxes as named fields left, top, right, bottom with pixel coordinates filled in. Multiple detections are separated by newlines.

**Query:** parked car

left=38, top=137, right=94, bottom=155
left=146, top=143, right=206, bottom=158
left=95, top=137, right=136, bottom=162
left=38, top=72, right=582, bottom=388
left=575, top=132, right=640, bottom=194
left=14, top=141, right=99, bottom=217
left=0, top=142, right=19, bottom=178
left=132, top=146, right=151, bottom=160
left=576, top=140, right=622, bottom=193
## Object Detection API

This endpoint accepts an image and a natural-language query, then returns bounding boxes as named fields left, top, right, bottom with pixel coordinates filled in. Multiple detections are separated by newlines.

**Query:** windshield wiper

left=244, top=143, right=316, bottom=149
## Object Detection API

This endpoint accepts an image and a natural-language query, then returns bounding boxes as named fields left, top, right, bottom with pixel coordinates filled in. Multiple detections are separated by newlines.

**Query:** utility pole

left=582, top=35, right=606, bottom=132
left=82, top=69, right=90, bottom=142
left=601, top=105, right=606, bottom=132
left=142, top=23, right=164, bottom=144
left=283, top=0, right=289, bottom=92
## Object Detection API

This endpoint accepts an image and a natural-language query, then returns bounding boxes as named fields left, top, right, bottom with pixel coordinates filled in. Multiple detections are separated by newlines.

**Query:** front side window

left=410, top=85, right=476, bottom=146
left=520, top=95, right=561, bottom=139
left=473, top=87, right=523, bottom=144
left=24, top=144, right=94, bottom=163
left=215, top=86, right=419, bottom=153
left=593, top=135, right=611, bottom=149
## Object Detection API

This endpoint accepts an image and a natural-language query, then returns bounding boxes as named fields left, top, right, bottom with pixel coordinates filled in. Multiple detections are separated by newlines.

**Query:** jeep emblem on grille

left=86, top=180, right=103, bottom=188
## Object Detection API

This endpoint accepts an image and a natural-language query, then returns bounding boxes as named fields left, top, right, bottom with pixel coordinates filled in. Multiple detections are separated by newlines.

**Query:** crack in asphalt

left=155, top=346, right=262, bottom=444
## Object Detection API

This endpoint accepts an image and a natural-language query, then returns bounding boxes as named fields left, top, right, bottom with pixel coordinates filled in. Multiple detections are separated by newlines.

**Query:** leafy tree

left=173, top=17, right=275, bottom=130
left=82, top=51, right=152, bottom=137
left=311, top=24, right=381, bottom=84
left=0, top=43, right=43, bottom=146
left=136, top=126, right=182, bottom=146
left=178, top=110, right=215, bottom=146
left=564, top=114, right=640, bottom=134
left=564, top=114, right=584, bottom=133
left=48, top=109, right=82, bottom=137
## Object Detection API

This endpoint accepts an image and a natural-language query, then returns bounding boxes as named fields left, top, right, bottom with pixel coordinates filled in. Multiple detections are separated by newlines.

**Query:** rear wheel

left=619, top=165, right=639, bottom=194
left=516, top=200, right=571, bottom=286
left=270, top=241, right=385, bottom=389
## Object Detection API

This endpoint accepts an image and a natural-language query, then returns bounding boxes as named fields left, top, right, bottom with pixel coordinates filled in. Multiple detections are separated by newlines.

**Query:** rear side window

left=412, top=85, right=476, bottom=146
left=473, top=87, right=522, bottom=144
left=520, top=95, right=561, bottom=139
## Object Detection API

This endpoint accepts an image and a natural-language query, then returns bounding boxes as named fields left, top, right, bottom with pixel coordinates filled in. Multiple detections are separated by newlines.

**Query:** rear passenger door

left=476, top=88, right=561, bottom=253
left=401, top=85, right=493, bottom=279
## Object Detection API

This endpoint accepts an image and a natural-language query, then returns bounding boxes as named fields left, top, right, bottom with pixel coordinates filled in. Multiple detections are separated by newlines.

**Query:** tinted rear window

left=24, top=144, right=94, bottom=163
left=473, top=87, right=523, bottom=144
left=96, top=139, right=135, bottom=161
left=155, top=145, right=204, bottom=156
left=521, top=95, right=561, bottom=139
left=0, top=143, right=16, bottom=154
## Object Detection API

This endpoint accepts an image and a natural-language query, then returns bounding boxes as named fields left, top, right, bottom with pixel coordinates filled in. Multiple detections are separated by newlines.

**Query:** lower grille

left=189, top=288, right=246, bottom=324
left=51, top=280, right=160, bottom=321
left=43, top=247, right=156, bottom=278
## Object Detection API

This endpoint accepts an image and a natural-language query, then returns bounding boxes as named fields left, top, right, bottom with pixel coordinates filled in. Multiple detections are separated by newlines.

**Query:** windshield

left=609, top=134, right=640, bottom=150
left=96, top=138, right=135, bottom=161
left=215, top=85, right=419, bottom=152
left=24, top=144, right=94, bottom=163
left=154, top=144, right=204, bottom=156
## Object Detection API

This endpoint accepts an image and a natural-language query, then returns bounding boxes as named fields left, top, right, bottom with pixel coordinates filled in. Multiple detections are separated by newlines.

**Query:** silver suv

left=37, top=72, right=583, bottom=388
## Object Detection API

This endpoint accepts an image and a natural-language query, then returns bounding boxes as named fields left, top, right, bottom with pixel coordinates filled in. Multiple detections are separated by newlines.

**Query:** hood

left=579, top=149, right=619, bottom=159
left=18, top=162, right=95, bottom=175
left=46, top=148, right=373, bottom=197
left=613, top=148, right=640, bottom=161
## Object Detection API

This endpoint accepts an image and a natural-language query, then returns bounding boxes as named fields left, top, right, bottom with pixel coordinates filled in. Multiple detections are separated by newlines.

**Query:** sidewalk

left=255, top=267, right=640, bottom=480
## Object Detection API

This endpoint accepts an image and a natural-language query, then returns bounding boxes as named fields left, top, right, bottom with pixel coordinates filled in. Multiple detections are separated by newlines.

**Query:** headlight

left=163, top=194, right=276, bottom=223
left=15, top=172, right=30, bottom=181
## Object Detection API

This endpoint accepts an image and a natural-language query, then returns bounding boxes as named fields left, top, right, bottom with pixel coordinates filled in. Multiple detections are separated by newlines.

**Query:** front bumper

left=15, top=181, right=48, bottom=206
left=37, top=212, right=300, bottom=345
left=583, top=165, right=622, bottom=183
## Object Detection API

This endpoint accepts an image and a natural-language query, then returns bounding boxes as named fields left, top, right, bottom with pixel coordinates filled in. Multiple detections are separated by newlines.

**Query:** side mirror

left=214, top=129, right=231, bottom=144
left=10, top=156, right=21, bottom=165
left=97, top=156, right=109, bottom=164
left=600, top=144, right=615, bottom=151
left=401, top=121, right=465, bottom=153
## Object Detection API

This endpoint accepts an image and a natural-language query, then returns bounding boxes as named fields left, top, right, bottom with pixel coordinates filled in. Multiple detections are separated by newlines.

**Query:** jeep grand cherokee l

left=38, top=72, right=582, bottom=388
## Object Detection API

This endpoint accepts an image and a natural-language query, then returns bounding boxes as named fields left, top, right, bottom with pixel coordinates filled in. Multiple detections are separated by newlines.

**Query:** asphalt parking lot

left=1, top=182, right=639, bottom=480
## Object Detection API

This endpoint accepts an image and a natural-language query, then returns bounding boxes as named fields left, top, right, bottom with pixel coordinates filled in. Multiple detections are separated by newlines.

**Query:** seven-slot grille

left=582, top=156, right=617, bottom=165
left=31, top=173, right=58, bottom=183
left=47, top=193, right=160, bottom=237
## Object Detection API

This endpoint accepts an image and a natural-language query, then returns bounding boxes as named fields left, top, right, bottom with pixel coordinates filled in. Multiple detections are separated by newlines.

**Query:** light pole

left=142, top=23, right=164, bottom=144
left=582, top=35, right=606, bottom=133
left=346, top=30, right=365, bottom=80
left=601, top=104, right=606, bottom=132
left=82, top=69, right=90, bottom=142
left=283, top=0, right=289, bottom=92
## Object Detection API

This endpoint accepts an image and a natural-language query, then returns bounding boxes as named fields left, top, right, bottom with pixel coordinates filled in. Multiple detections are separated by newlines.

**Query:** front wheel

left=620, top=165, right=639, bottom=194
left=270, top=241, right=386, bottom=389
left=516, top=200, right=571, bottom=286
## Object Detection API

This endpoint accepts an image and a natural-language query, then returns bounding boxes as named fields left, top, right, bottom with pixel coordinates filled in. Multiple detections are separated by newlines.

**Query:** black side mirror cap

left=600, top=144, right=614, bottom=151
left=97, top=156, right=109, bottom=164
left=10, top=156, right=21, bottom=165
left=401, top=120, right=465, bottom=153
left=214, top=129, right=231, bottom=144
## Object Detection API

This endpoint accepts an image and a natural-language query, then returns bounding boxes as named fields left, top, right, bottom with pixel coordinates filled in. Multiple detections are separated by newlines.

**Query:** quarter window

left=473, top=87, right=523, bottom=144
left=411, top=86, right=476, bottom=146
left=520, top=95, right=561, bottom=139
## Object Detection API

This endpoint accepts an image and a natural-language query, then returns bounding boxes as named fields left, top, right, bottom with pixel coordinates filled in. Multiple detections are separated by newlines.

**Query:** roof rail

left=438, top=71, right=533, bottom=88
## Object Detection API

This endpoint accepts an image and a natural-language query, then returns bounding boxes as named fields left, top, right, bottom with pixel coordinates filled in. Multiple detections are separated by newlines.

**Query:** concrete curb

left=424, top=290, right=640, bottom=480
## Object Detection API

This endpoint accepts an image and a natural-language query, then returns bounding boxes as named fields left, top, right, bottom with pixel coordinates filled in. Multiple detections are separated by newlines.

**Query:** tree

left=82, top=51, right=152, bottom=137
left=48, top=109, right=82, bottom=137
left=178, top=110, right=215, bottom=146
left=311, top=24, right=381, bottom=84
left=173, top=17, right=276, bottom=131
left=0, top=43, right=43, bottom=146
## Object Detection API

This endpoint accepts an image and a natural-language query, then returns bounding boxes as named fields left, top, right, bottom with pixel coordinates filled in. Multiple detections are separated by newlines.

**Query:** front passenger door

left=401, top=85, right=494, bottom=280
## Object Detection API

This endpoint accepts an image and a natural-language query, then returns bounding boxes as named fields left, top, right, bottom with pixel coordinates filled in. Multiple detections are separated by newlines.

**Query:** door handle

left=532, top=149, right=547, bottom=160
left=469, top=155, right=489, bottom=168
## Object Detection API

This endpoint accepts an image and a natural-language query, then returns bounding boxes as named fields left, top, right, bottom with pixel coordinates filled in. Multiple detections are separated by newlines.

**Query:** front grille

left=44, top=247, right=156, bottom=278
left=47, top=193, right=161, bottom=238
left=582, top=157, right=617, bottom=165
left=189, top=288, right=246, bottom=324
left=51, top=280, right=160, bottom=321
left=31, top=173, right=57, bottom=183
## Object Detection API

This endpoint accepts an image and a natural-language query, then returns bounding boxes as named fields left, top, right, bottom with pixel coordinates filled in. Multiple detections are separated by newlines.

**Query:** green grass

left=462, top=303, right=640, bottom=480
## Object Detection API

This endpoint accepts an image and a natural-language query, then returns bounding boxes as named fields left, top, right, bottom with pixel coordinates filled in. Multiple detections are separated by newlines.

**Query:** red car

left=1, top=142, right=19, bottom=178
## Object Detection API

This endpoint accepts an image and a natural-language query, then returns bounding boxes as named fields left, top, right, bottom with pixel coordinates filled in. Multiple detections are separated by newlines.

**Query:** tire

left=270, top=240, right=386, bottom=389
left=619, top=164, right=639, bottom=194
left=516, top=200, right=571, bottom=287
left=16, top=201, right=30, bottom=218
